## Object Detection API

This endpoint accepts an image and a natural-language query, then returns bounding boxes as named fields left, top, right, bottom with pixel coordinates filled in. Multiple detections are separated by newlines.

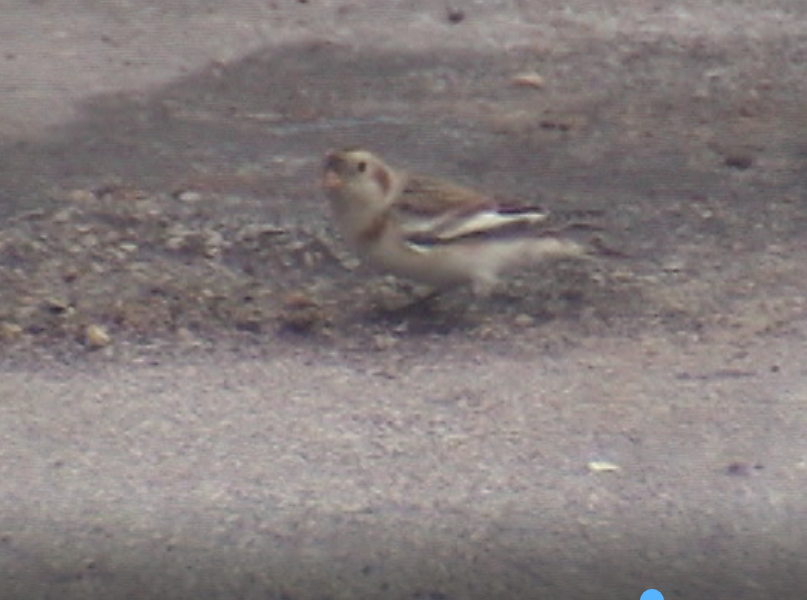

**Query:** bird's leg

left=387, top=286, right=443, bottom=315
left=368, top=279, right=444, bottom=316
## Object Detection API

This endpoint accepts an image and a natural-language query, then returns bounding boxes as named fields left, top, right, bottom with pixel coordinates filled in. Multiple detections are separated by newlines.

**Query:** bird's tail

left=534, top=221, right=628, bottom=259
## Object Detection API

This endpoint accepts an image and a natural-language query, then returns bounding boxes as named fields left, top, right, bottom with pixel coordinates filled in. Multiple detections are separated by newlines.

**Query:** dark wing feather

left=393, top=173, right=609, bottom=249
left=403, top=207, right=605, bottom=248
left=395, top=175, right=497, bottom=216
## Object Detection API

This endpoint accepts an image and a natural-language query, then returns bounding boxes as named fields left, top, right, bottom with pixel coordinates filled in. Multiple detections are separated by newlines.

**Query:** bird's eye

left=357, top=161, right=367, bottom=173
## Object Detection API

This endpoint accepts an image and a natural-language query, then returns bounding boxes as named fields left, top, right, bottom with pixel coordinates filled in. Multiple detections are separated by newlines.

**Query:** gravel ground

left=1, top=1, right=807, bottom=598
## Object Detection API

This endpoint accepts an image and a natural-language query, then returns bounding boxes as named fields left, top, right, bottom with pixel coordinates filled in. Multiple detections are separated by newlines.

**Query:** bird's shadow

left=361, top=289, right=480, bottom=335
left=359, top=287, right=559, bottom=336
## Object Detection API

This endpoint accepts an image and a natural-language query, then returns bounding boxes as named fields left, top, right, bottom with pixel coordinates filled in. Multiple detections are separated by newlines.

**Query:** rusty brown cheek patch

left=372, top=166, right=392, bottom=196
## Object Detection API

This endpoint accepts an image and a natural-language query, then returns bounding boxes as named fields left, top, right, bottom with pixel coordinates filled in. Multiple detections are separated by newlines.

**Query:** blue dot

left=641, top=590, right=663, bottom=600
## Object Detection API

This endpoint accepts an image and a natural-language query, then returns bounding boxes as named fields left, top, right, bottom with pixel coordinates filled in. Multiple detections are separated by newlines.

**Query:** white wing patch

left=401, top=208, right=549, bottom=247
left=432, top=210, right=548, bottom=241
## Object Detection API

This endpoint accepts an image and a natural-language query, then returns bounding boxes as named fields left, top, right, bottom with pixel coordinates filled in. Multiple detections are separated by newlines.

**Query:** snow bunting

left=322, top=147, right=599, bottom=296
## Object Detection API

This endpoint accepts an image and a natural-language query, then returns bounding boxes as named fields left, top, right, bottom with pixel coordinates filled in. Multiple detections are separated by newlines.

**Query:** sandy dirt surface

left=1, top=1, right=807, bottom=598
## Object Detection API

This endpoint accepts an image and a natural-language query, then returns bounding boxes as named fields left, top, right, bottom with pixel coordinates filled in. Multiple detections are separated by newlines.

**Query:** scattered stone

left=0, top=322, right=23, bottom=341
left=93, top=184, right=148, bottom=202
left=66, top=189, right=97, bottom=203
left=724, top=153, right=754, bottom=170
left=51, top=208, right=75, bottom=224
left=512, top=71, right=545, bottom=89
left=514, top=313, right=535, bottom=328
left=278, top=292, right=327, bottom=334
left=174, top=190, right=203, bottom=203
left=85, top=324, right=111, bottom=349
left=372, top=333, right=398, bottom=351
left=539, top=118, right=575, bottom=132
left=203, top=229, right=225, bottom=259
left=726, top=461, right=763, bottom=476
left=446, top=7, right=465, bottom=24
left=80, top=233, right=100, bottom=248
left=661, top=258, right=687, bottom=273
left=587, top=461, right=620, bottom=473
left=43, top=298, right=72, bottom=316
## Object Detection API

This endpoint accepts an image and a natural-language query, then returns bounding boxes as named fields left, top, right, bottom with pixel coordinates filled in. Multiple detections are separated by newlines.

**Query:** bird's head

left=322, top=148, right=395, bottom=208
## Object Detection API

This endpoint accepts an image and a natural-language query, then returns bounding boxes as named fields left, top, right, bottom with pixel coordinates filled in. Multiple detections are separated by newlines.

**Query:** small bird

left=321, top=147, right=601, bottom=297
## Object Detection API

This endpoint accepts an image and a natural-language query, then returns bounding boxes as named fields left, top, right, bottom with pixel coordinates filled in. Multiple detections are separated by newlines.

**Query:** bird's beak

left=321, top=170, right=342, bottom=190
left=322, top=151, right=344, bottom=189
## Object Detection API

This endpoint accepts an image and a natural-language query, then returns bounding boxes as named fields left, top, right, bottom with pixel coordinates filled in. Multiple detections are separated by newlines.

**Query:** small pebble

left=0, top=322, right=23, bottom=341
left=724, top=153, right=754, bottom=170
left=446, top=7, right=465, bottom=23
left=67, top=189, right=96, bottom=203
left=372, top=334, right=398, bottom=351
left=203, top=230, right=224, bottom=258
left=726, top=461, right=763, bottom=476
left=512, top=71, right=545, bottom=89
left=514, top=313, right=535, bottom=327
left=176, top=190, right=203, bottom=203
left=587, top=461, right=620, bottom=473
left=85, top=324, right=111, bottom=349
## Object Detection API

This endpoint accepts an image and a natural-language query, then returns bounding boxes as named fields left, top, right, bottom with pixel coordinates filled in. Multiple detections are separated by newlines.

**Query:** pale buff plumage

left=321, top=148, right=595, bottom=296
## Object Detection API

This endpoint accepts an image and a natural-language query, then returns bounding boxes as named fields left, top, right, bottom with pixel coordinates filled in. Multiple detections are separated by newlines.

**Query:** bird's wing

left=393, top=174, right=542, bottom=241
left=394, top=175, right=496, bottom=216
left=402, top=205, right=553, bottom=246
left=392, top=173, right=604, bottom=247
